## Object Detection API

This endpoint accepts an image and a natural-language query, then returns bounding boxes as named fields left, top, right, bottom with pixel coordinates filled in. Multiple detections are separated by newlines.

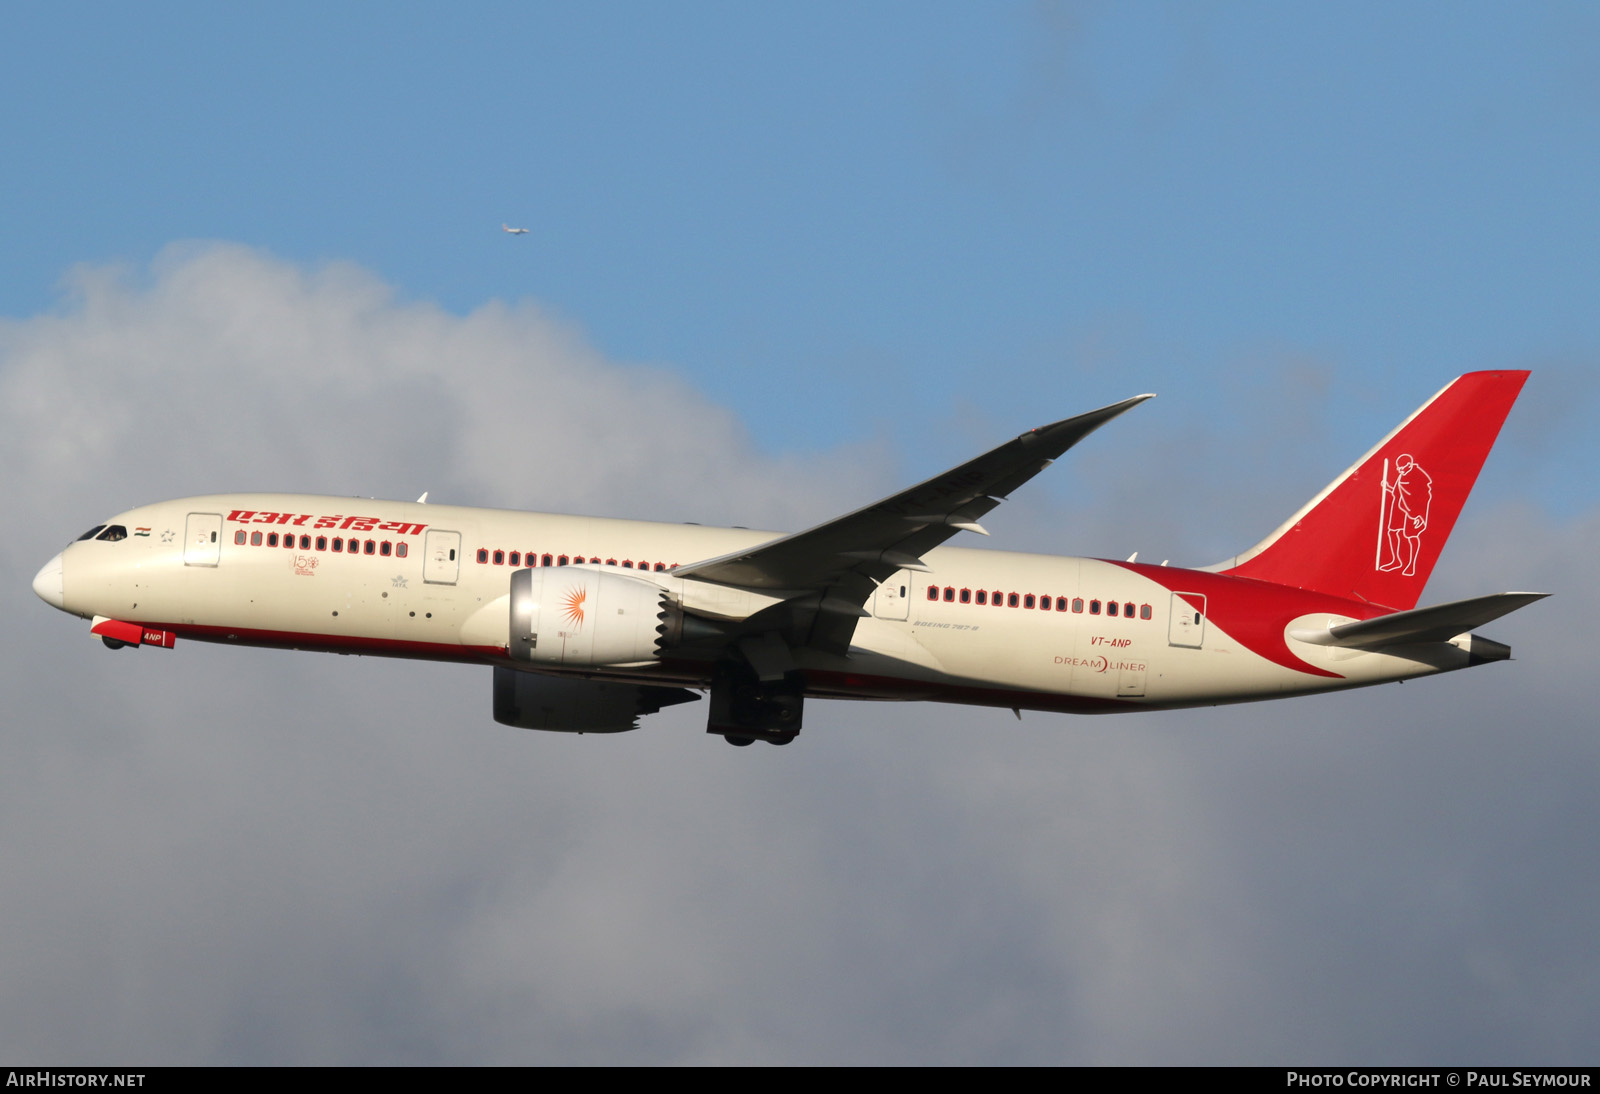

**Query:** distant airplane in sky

left=502, top=223, right=529, bottom=235
left=33, top=372, right=1540, bottom=747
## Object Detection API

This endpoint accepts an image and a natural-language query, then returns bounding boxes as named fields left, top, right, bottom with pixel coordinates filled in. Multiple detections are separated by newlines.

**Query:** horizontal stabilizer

left=1290, top=592, right=1548, bottom=649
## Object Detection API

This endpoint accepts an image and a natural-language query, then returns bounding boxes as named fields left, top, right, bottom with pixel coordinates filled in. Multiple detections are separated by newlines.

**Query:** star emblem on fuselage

left=160, top=529, right=176, bottom=543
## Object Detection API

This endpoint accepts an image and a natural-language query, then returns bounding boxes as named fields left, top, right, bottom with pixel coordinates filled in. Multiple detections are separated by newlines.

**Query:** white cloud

left=0, top=242, right=871, bottom=534
left=1, top=245, right=1593, bottom=1063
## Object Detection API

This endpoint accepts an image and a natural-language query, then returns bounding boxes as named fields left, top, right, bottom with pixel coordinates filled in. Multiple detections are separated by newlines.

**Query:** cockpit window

left=95, top=525, right=128, bottom=542
left=76, top=525, right=106, bottom=541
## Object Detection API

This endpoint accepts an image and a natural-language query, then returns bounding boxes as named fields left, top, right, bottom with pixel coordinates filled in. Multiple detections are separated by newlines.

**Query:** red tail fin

left=1215, top=371, right=1528, bottom=610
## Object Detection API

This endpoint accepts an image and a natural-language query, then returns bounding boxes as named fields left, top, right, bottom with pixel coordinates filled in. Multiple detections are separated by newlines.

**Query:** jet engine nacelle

left=492, top=667, right=698, bottom=733
left=507, top=566, right=674, bottom=667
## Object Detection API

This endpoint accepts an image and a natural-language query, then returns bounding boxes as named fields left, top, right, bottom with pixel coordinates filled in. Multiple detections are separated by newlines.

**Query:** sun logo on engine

left=561, top=586, right=587, bottom=628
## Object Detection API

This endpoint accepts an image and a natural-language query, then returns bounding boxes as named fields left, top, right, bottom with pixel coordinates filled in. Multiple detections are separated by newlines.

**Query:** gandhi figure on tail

left=1379, top=453, right=1433, bottom=576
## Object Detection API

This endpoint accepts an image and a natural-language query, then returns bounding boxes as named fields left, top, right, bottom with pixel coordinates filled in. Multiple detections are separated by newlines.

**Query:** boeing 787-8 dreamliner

left=33, top=371, right=1541, bottom=746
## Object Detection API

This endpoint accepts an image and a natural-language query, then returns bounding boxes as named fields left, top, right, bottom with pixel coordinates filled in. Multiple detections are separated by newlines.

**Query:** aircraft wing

left=674, top=394, right=1152, bottom=653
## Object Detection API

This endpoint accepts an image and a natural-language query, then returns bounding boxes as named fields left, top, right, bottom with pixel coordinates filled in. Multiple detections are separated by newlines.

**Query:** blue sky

left=3, top=3, right=1598, bottom=1065
left=6, top=4, right=1597, bottom=473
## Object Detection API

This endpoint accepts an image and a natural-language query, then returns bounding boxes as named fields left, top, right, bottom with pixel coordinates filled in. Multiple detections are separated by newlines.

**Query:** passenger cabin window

left=235, top=531, right=247, bottom=545
left=1107, top=601, right=1118, bottom=617
left=1089, top=600, right=1101, bottom=615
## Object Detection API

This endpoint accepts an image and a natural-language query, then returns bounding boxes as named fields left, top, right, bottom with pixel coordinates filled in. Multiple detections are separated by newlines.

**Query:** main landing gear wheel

left=708, top=663, right=806, bottom=747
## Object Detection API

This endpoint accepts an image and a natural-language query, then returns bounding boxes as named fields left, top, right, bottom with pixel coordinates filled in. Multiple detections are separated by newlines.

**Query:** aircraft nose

left=33, top=552, right=65, bottom=610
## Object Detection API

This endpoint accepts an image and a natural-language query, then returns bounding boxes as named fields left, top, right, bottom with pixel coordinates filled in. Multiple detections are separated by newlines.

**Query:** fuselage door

left=183, top=513, right=222, bottom=567
left=872, top=571, right=912, bottom=621
left=424, top=529, right=462, bottom=585
left=1168, top=592, right=1207, bottom=648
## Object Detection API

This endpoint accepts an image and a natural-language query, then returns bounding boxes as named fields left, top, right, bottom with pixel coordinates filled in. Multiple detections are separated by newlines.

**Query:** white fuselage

left=37, top=493, right=1475, bottom=716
